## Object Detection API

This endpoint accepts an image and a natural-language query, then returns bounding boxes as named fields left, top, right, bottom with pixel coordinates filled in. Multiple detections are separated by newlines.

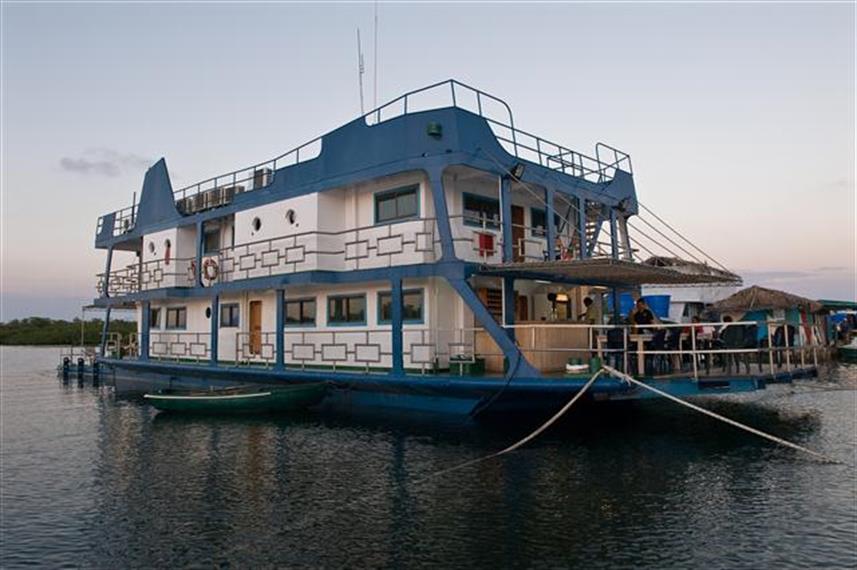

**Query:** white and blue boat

left=89, top=80, right=822, bottom=417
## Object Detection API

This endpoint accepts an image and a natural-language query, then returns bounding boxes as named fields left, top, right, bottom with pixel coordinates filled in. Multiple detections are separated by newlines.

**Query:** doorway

left=249, top=300, right=262, bottom=355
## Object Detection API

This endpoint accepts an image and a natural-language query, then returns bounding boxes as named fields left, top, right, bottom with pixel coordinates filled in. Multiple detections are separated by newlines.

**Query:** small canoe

left=144, top=383, right=327, bottom=413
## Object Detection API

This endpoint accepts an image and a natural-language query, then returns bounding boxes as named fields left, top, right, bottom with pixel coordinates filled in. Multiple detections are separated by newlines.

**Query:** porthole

left=205, top=307, right=212, bottom=319
left=164, top=238, right=171, bottom=249
left=252, top=217, right=262, bottom=232
left=148, top=241, right=155, bottom=254
left=285, top=209, right=296, bottom=225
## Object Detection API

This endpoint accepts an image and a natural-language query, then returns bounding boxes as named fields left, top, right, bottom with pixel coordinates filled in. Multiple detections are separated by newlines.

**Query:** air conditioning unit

left=253, top=168, right=272, bottom=190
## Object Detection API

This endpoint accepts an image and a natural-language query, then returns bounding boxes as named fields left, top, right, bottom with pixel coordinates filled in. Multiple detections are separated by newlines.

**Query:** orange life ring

left=203, top=258, right=219, bottom=282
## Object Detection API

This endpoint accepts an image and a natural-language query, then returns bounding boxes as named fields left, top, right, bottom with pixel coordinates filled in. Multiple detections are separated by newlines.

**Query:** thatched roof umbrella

left=710, top=285, right=823, bottom=314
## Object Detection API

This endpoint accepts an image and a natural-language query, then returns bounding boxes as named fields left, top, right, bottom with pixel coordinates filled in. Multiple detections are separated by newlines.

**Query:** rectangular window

left=327, top=294, right=366, bottom=325
left=220, top=303, right=240, bottom=328
left=150, top=308, right=162, bottom=329
left=203, top=227, right=220, bottom=254
left=463, top=193, right=500, bottom=228
left=530, top=208, right=562, bottom=237
left=374, top=185, right=419, bottom=224
left=378, top=289, right=424, bottom=324
left=284, top=298, right=316, bottom=327
left=165, top=307, right=187, bottom=330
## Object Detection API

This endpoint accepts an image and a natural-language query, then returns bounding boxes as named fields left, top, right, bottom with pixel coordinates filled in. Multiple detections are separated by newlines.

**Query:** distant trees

left=0, top=318, right=137, bottom=345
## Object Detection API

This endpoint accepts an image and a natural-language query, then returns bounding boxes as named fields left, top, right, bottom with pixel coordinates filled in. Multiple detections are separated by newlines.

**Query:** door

left=511, top=205, right=525, bottom=262
left=249, top=300, right=262, bottom=355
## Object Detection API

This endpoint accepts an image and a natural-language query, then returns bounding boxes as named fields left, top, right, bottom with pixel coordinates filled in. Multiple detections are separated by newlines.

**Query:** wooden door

left=249, top=301, right=262, bottom=355
left=511, top=205, right=525, bottom=262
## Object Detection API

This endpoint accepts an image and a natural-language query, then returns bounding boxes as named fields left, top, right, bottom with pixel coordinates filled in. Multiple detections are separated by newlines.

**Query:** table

left=628, top=333, right=653, bottom=376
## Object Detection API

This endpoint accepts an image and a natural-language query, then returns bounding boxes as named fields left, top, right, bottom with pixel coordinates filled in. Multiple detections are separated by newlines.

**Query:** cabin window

left=463, top=193, right=500, bottom=229
left=203, top=227, right=220, bottom=254
left=220, top=303, right=240, bottom=328
left=530, top=208, right=562, bottom=237
left=165, top=307, right=187, bottom=330
left=150, top=308, right=161, bottom=329
left=374, top=185, right=419, bottom=224
left=251, top=217, right=262, bottom=232
left=284, top=299, right=316, bottom=327
left=378, top=289, right=424, bottom=324
left=327, top=294, right=366, bottom=325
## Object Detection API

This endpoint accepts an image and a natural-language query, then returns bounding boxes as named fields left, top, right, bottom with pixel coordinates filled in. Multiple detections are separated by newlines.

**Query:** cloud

left=59, top=148, right=152, bottom=177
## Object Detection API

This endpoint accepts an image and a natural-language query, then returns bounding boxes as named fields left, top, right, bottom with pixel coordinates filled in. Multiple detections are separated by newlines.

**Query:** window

left=463, top=193, right=500, bottom=228
left=327, top=294, right=366, bottom=325
left=220, top=304, right=240, bottom=327
left=374, top=185, right=419, bottom=224
left=150, top=308, right=161, bottom=329
left=251, top=217, right=262, bottom=232
left=284, top=299, right=316, bottom=327
left=165, top=307, right=187, bottom=330
left=204, top=227, right=220, bottom=254
left=378, top=289, right=424, bottom=324
left=530, top=208, right=563, bottom=237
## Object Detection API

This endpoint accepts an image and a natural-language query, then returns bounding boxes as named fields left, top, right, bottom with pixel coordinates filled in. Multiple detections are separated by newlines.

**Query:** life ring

left=203, top=258, right=219, bottom=282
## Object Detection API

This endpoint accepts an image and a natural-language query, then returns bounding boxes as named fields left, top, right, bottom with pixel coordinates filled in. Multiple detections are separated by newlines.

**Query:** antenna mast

left=357, top=28, right=365, bottom=115
left=373, top=0, right=379, bottom=109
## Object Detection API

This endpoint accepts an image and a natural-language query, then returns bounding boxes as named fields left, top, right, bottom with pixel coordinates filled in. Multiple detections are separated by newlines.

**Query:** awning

left=481, top=258, right=741, bottom=286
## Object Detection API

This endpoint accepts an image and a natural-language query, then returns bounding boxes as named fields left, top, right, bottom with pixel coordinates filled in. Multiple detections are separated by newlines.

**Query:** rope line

left=601, top=365, right=846, bottom=465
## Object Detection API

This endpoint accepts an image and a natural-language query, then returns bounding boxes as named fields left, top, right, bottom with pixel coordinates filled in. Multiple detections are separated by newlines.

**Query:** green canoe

left=144, top=383, right=328, bottom=413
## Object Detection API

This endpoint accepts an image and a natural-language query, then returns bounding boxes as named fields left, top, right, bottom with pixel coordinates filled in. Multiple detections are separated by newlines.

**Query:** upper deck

left=95, top=80, right=633, bottom=247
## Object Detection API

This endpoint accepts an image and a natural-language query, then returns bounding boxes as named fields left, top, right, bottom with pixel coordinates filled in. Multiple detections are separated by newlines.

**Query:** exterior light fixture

left=508, top=163, right=525, bottom=180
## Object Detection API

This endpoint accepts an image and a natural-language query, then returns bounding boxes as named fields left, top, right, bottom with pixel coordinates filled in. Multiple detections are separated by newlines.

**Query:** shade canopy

left=482, top=258, right=742, bottom=286
left=710, top=285, right=823, bottom=313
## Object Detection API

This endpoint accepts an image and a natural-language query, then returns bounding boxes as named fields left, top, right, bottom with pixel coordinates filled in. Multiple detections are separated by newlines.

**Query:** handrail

left=98, top=79, right=633, bottom=237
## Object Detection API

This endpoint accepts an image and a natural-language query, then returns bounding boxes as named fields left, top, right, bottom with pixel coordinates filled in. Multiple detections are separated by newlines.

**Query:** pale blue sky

left=1, top=2, right=854, bottom=320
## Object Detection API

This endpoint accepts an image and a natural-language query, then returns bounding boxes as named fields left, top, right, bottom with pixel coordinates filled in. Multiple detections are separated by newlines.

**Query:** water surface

left=1, top=346, right=855, bottom=568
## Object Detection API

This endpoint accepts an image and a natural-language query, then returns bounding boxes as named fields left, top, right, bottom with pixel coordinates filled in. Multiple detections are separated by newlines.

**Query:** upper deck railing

left=97, top=80, right=632, bottom=239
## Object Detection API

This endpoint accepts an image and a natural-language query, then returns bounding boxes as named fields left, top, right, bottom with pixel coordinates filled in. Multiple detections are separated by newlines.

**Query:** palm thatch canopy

left=710, top=285, right=823, bottom=313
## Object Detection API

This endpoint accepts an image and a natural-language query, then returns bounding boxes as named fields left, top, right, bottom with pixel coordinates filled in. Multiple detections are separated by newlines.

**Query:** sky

left=1, top=2, right=854, bottom=320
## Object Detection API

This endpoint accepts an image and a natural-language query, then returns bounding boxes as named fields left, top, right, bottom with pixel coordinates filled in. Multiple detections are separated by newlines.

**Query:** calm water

left=1, top=346, right=855, bottom=569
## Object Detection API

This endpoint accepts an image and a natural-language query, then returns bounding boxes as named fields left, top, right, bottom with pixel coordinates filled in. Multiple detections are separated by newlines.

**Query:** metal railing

left=99, top=319, right=826, bottom=382
left=96, top=258, right=196, bottom=296
left=97, top=79, right=631, bottom=238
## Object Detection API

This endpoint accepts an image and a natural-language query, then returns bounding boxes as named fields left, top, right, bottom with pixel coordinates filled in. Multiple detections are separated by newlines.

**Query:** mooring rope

left=600, top=365, right=847, bottom=465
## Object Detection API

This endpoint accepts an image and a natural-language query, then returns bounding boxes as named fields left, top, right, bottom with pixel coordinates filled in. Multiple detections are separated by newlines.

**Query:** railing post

left=102, top=246, right=114, bottom=297
left=545, top=188, right=556, bottom=261
left=140, top=301, right=150, bottom=361
left=210, top=295, right=219, bottom=366
left=784, top=323, right=792, bottom=372
left=500, top=175, right=513, bottom=262
left=195, top=221, right=204, bottom=287
left=391, top=278, right=404, bottom=376
left=275, top=289, right=285, bottom=371
left=691, top=326, right=699, bottom=381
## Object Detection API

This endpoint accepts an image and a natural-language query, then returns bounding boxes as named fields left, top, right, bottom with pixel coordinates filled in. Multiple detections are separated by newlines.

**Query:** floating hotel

left=86, top=80, right=823, bottom=416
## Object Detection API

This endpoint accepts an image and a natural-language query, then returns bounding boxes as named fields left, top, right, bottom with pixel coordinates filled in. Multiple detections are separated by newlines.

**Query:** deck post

left=545, top=188, right=556, bottom=260
left=577, top=196, right=588, bottom=259
left=195, top=221, right=204, bottom=286
left=609, top=209, right=619, bottom=260
left=767, top=322, right=775, bottom=377
left=500, top=175, right=513, bottom=262
left=100, top=307, right=112, bottom=356
left=502, top=276, right=516, bottom=342
left=102, top=246, right=114, bottom=298
left=140, top=301, right=150, bottom=361
left=391, top=277, right=404, bottom=375
left=210, top=294, right=219, bottom=366
left=426, top=167, right=456, bottom=261
left=275, top=289, right=285, bottom=370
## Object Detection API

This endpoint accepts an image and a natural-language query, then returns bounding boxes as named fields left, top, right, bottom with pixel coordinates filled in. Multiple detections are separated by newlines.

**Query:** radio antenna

left=357, top=28, right=366, bottom=115
left=373, top=0, right=379, bottom=109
